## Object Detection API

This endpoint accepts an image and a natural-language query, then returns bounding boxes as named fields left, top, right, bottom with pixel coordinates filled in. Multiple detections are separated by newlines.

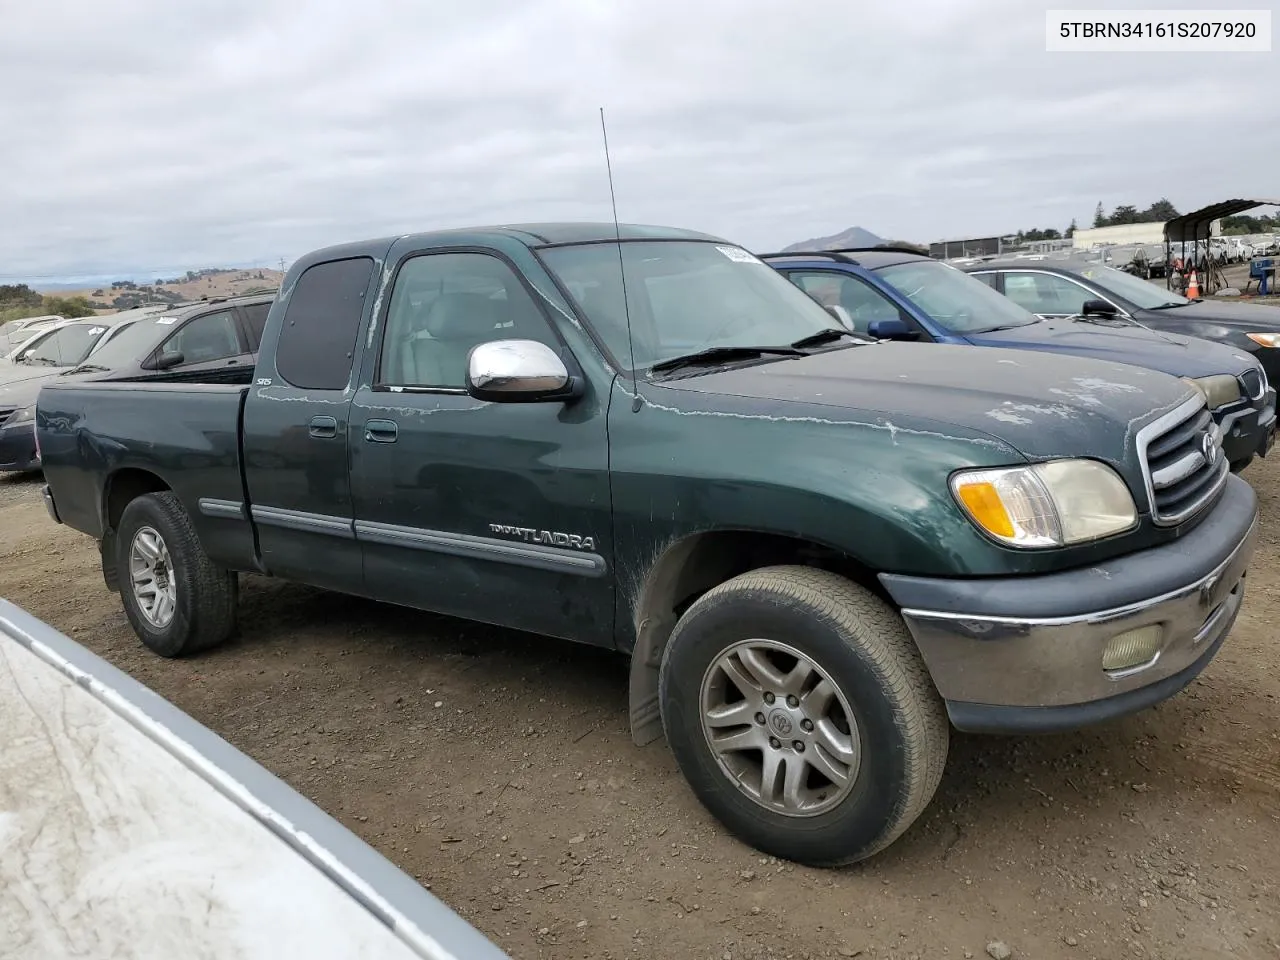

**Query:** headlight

left=951, top=459, right=1137, bottom=548
left=5, top=405, right=34, bottom=425
left=1188, top=374, right=1240, bottom=409
left=1246, top=332, right=1280, bottom=348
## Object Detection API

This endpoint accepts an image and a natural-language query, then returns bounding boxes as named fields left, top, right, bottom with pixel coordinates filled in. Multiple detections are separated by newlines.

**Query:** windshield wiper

left=67, top=363, right=109, bottom=374
left=650, top=345, right=804, bottom=375
left=1147, top=301, right=1191, bottom=310
left=974, top=323, right=1032, bottom=334
left=790, top=328, right=862, bottom=349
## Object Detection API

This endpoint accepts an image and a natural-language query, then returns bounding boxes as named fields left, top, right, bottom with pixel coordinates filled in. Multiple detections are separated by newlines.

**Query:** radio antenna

left=599, top=107, right=641, bottom=410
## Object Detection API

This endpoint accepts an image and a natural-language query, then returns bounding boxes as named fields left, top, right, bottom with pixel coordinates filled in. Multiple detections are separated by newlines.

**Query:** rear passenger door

left=241, top=257, right=376, bottom=592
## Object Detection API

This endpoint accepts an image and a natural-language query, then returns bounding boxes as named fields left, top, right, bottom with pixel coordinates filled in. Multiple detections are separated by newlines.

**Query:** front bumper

left=1216, top=387, right=1276, bottom=465
left=0, top=419, right=39, bottom=473
left=879, top=474, right=1258, bottom=734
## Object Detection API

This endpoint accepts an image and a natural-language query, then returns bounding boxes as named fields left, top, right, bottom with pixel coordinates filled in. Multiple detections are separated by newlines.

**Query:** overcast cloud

left=2, top=0, right=1276, bottom=281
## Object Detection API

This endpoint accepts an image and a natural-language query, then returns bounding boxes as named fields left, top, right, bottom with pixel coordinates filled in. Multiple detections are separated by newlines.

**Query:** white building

left=1071, top=220, right=1220, bottom=250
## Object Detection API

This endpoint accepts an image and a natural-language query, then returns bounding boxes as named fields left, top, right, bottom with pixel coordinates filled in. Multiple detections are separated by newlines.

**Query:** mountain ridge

left=779, top=225, right=886, bottom=253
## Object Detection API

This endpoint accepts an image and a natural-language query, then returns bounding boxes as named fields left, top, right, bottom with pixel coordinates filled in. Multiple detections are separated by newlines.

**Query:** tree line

left=1009, top=198, right=1183, bottom=245
left=0, top=283, right=97, bottom=324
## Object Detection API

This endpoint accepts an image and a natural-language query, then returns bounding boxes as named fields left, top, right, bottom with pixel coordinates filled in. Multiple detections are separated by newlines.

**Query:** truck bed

left=37, top=379, right=258, bottom=572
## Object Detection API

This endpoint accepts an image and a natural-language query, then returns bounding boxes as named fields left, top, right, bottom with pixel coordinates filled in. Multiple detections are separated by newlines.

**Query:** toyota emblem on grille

left=1200, top=430, right=1216, bottom=463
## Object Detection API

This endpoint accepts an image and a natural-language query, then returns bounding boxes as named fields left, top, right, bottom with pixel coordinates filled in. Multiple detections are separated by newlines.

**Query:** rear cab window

left=274, top=258, right=375, bottom=389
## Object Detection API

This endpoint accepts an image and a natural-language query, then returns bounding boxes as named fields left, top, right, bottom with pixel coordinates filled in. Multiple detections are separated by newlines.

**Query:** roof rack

left=759, top=245, right=929, bottom=263
left=757, top=250, right=862, bottom=264
left=827, top=245, right=930, bottom=257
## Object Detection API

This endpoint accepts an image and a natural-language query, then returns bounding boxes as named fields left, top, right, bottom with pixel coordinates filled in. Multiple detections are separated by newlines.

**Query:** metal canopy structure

left=1162, top=197, right=1280, bottom=292
left=1163, top=198, right=1280, bottom=243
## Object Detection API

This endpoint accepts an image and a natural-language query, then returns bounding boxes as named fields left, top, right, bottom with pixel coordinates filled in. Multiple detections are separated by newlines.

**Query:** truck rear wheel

left=658, top=565, right=948, bottom=867
left=115, top=492, right=238, bottom=657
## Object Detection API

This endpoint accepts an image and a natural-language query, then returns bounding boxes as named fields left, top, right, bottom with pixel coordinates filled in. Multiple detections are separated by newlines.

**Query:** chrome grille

left=1240, top=367, right=1265, bottom=401
left=1137, top=398, right=1228, bottom=526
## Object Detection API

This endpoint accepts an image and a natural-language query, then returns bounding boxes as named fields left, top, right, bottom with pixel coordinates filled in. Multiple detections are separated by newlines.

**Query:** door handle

left=364, top=419, right=398, bottom=443
left=309, top=416, right=338, bottom=439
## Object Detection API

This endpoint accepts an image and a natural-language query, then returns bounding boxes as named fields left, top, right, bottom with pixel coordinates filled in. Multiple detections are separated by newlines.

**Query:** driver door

left=149, top=309, right=254, bottom=378
left=347, top=245, right=614, bottom=644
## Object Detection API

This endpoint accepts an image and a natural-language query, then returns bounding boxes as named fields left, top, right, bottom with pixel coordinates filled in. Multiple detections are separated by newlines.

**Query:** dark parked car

left=763, top=249, right=1276, bottom=471
left=0, top=295, right=272, bottom=474
left=959, top=258, right=1280, bottom=386
left=38, top=224, right=1256, bottom=867
left=0, top=309, right=166, bottom=472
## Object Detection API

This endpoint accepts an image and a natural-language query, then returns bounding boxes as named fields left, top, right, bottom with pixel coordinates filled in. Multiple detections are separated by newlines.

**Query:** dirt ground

left=1, top=469, right=1277, bottom=960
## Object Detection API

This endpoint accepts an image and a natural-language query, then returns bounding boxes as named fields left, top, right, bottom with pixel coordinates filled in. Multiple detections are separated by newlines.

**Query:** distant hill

left=35, top=267, right=285, bottom=314
left=779, top=225, right=886, bottom=253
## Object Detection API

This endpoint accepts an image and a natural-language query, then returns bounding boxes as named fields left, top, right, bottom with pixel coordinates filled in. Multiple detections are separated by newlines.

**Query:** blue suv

left=761, top=248, right=1276, bottom=472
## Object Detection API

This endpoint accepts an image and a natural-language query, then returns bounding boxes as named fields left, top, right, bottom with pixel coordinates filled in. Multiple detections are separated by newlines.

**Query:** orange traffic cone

left=1185, top=269, right=1200, bottom=299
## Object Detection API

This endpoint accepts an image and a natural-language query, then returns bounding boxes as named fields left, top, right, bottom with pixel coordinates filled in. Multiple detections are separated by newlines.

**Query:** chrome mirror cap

left=466, top=339, right=574, bottom=402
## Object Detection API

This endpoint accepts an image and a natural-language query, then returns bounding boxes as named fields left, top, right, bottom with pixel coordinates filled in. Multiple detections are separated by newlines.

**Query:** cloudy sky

left=2, top=0, right=1276, bottom=282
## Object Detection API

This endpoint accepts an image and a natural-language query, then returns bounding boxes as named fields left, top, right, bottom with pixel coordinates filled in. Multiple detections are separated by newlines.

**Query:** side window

left=276, top=258, right=374, bottom=390
left=970, top=272, right=999, bottom=289
left=241, top=302, right=271, bottom=348
left=787, top=270, right=905, bottom=334
left=161, top=310, right=241, bottom=365
left=380, top=252, right=557, bottom=389
left=1002, top=272, right=1091, bottom=315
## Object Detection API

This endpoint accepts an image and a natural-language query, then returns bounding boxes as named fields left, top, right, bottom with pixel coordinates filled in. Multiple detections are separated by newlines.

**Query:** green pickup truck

left=37, top=223, right=1259, bottom=867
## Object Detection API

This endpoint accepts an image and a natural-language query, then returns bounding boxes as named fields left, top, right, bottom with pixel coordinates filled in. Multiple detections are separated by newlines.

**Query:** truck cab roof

left=296, top=222, right=728, bottom=266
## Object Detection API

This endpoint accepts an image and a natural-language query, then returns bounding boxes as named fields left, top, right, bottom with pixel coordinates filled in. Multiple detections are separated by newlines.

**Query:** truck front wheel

left=658, top=565, right=948, bottom=867
left=115, top=492, right=238, bottom=657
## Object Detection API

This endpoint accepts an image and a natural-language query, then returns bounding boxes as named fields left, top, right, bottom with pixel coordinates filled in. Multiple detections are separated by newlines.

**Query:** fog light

left=1102, top=625, right=1164, bottom=673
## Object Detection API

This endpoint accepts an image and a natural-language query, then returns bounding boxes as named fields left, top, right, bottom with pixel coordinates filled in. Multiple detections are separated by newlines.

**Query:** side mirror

left=466, top=340, right=578, bottom=403
left=1080, top=299, right=1118, bottom=317
left=867, top=317, right=920, bottom=341
left=154, top=350, right=185, bottom=371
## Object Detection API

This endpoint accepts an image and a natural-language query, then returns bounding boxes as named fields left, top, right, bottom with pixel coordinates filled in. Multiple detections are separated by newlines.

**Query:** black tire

left=658, top=565, right=948, bottom=867
left=115, top=491, right=238, bottom=657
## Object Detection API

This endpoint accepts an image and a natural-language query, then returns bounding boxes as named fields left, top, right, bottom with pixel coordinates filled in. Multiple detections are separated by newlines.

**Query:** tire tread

left=666, top=564, right=948, bottom=866
left=117, top=492, right=237, bottom=656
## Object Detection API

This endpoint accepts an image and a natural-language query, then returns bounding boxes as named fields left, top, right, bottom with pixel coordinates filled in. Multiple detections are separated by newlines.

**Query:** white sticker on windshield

left=156, top=317, right=178, bottom=325
left=87, top=327, right=105, bottom=335
left=716, top=245, right=765, bottom=265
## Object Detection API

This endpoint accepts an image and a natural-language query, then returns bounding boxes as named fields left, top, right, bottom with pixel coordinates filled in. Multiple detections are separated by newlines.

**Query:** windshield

left=1076, top=264, right=1192, bottom=309
left=873, top=260, right=1040, bottom=333
left=79, top=315, right=173, bottom=369
left=21, top=322, right=112, bottom=366
left=537, top=240, right=843, bottom=372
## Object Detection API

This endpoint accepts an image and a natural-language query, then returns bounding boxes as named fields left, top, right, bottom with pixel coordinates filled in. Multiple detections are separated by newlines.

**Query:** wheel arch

left=626, top=529, right=892, bottom=746
left=99, top=467, right=173, bottom=592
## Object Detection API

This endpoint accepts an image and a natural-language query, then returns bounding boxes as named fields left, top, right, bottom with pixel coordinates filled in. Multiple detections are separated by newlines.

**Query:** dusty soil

left=1, top=470, right=1277, bottom=960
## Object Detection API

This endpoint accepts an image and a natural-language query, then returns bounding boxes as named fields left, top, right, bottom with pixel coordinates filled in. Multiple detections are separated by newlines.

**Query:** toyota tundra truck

left=36, top=223, right=1258, bottom=868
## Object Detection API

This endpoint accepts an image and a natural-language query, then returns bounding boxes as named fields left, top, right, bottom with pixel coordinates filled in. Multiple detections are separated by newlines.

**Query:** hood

left=0, top=363, right=66, bottom=391
left=0, top=374, right=50, bottom=412
left=1138, top=298, right=1280, bottom=332
left=966, top=317, right=1252, bottom=378
left=661, top=341, right=1197, bottom=470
